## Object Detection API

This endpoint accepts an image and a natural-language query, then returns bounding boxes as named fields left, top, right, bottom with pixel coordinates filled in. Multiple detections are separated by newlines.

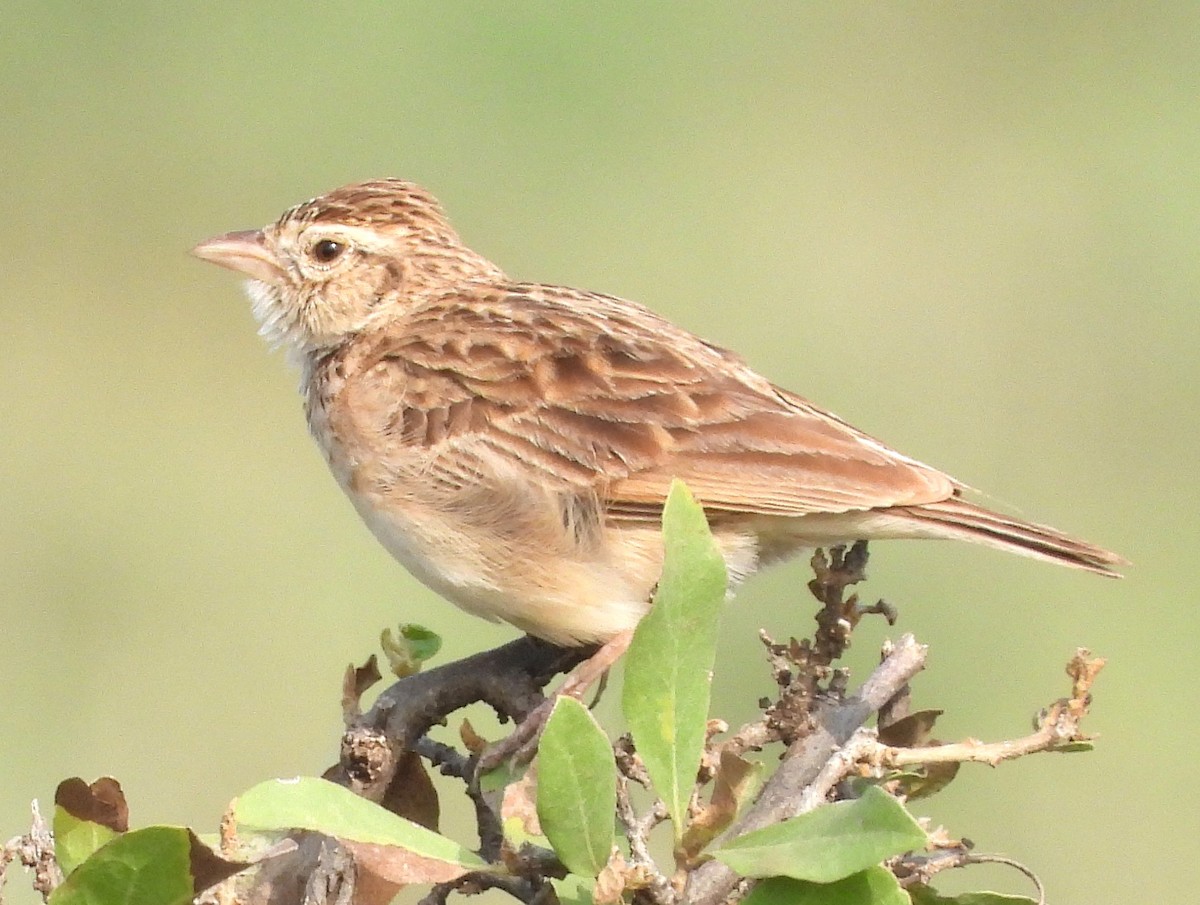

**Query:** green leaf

left=381, top=623, right=443, bottom=678
left=479, top=760, right=520, bottom=795
left=399, top=624, right=442, bottom=660
left=909, top=887, right=1037, bottom=904
left=502, top=814, right=544, bottom=850
left=54, top=813, right=119, bottom=879
left=712, top=786, right=927, bottom=883
left=622, top=480, right=727, bottom=844
left=536, top=697, right=617, bottom=877
left=741, top=868, right=908, bottom=905
left=234, top=777, right=483, bottom=873
left=551, top=874, right=596, bottom=905
left=49, top=827, right=245, bottom=905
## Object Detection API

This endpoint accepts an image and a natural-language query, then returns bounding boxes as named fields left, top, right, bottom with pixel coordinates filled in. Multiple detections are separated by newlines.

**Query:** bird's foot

left=478, top=629, right=634, bottom=773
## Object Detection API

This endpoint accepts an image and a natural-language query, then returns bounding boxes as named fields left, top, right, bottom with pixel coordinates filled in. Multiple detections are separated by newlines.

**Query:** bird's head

left=192, top=179, right=503, bottom=352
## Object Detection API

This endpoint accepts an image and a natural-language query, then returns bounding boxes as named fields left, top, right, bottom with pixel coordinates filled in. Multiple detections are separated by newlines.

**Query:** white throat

left=243, top=278, right=322, bottom=374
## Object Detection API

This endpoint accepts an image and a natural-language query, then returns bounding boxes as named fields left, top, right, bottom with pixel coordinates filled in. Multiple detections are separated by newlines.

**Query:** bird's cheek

left=297, top=288, right=354, bottom=343
left=377, top=258, right=409, bottom=296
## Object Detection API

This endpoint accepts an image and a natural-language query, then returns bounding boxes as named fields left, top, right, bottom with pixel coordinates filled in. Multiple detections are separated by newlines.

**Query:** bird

left=192, top=178, right=1125, bottom=648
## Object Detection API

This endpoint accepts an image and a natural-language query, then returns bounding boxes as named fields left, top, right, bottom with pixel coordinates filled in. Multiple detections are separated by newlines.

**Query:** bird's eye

left=311, top=239, right=346, bottom=264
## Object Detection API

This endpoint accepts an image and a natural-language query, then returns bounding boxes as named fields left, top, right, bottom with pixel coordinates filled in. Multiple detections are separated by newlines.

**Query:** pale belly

left=340, top=477, right=664, bottom=645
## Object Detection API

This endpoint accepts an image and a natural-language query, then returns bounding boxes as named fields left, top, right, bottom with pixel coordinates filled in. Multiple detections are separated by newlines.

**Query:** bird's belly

left=337, top=475, right=659, bottom=645
left=346, top=486, right=500, bottom=608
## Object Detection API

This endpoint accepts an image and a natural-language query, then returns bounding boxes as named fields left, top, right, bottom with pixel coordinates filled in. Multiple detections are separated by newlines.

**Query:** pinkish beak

left=191, top=229, right=286, bottom=285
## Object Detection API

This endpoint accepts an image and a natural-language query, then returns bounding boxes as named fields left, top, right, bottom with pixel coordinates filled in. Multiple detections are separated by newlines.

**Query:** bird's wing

left=345, top=283, right=960, bottom=518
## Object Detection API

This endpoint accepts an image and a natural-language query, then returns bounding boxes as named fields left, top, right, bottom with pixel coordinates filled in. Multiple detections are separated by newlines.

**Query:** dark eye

left=311, top=239, right=346, bottom=264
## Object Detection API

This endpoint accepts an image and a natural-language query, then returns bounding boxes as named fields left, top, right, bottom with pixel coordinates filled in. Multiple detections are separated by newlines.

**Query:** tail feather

left=894, top=497, right=1127, bottom=577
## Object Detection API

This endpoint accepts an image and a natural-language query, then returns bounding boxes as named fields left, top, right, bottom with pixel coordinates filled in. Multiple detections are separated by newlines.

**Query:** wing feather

left=340, top=283, right=960, bottom=518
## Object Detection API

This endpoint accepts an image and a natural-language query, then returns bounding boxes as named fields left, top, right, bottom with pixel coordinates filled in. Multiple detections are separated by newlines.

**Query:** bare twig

left=871, top=649, right=1103, bottom=769
left=897, top=847, right=1046, bottom=905
left=793, top=727, right=879, bottom=813
left=467, top=771, right=505, bottom=863
left=419, top=872, right=542, bottom=905
left=616, top=778, right=673, bottom=905
left=1, top=801, right=60, bottom=904
left=960, top=854, right=1046, bottom=905
left=715, top=713, right=776, bottom=762
left=413, top=736, right=472, bottom=779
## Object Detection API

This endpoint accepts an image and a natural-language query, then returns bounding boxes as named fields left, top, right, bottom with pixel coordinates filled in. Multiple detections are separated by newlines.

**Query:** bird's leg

left=478, top=629, right=634, bottom=772
left=556, top=628, right=633, bottom=699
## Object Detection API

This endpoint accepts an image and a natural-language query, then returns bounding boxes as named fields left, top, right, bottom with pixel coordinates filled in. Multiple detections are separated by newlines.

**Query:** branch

left=246, top=637, right=591, bottom=905
left=792, top=727, right=879, bottom=814
left=0, top=801, right=59, bottom=904
left=615, top=777, right=673, bottom=905
left=368, top=635, right=591, bottom=743
left=896, top=848, right=1046, bottom=905
left=681, top=634, right=928, bottom=905
left=740, top=634, right=928, bottom=830
left=329, top=635, right=590, bottom=802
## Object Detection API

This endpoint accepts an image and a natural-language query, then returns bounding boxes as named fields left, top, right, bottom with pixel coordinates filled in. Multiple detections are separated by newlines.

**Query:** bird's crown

left=280, top=178, right=458, bottom=241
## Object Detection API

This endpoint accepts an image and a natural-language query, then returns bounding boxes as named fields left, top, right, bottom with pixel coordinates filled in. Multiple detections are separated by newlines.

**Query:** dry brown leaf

left=344, top=840, right=474, bottom=886
left=680, top=751, right=760, bottom=858
left=878, top=709, right=943, bottom=748
left=459, top=718, right=489, bottom=755
left=54, top=776, right=129, bottom=833
left=342, top=656, right=383, bottom=724
left=186, top=830, right=250, bottom=894
left=500, top=767, right=541, bottom=837
left=594, top=848, right=646, bottom=905
left=380, top=751, right=440, bottom=831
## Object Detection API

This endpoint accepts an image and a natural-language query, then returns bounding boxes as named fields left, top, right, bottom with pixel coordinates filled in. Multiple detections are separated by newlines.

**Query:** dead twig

left=871, top=649, right=1103, bottom=769
left=1, top=801, right=60, bottom=904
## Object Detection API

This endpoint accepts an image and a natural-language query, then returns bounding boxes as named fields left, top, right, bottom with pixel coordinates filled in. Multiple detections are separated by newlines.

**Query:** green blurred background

left=2, top=3, right=1195, bottom=902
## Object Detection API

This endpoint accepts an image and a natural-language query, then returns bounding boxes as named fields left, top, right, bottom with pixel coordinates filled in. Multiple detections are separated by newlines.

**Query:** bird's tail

left=892, top=497, right=1126, bottom=577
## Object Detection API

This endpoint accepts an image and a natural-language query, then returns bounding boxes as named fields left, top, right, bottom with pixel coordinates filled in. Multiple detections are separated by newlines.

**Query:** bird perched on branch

left=193, top=179, right=1124, bottom=647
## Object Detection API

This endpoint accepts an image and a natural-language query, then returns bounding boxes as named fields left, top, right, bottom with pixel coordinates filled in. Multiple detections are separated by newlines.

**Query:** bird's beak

left=191, top=229, right=286, bottom=285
